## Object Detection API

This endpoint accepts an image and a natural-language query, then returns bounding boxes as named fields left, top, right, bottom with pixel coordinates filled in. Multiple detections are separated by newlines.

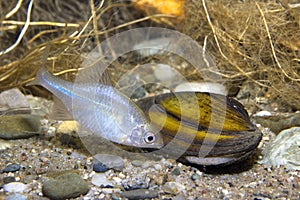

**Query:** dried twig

left=2, top=20, right=80, bottom=27
left=0, top=0, right=34, bottom=56
left=201, top=0, right=269, bottom=88
left=5, top=0, right=23, bottom=19
left=256, top=2, right=300, bottom=82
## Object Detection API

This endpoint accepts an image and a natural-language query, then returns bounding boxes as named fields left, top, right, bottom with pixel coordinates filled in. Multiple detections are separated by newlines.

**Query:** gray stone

left=3, top=176, right=16, bottom=184
left=170, top=167, right=181, bottom=176
left=0, top=114, right=40, bottom=139
left=93, top=154, right=124, bottom=170
left=154, top=64, right=178, bottom=82
left=191, top=173, right=200, bottom=181
left=162, top=182, right=185, bottom=195
left=42, top=172, right=89, bottom=200
left=122, top=174, right=150, bottom=190
left=26, top=95, right=53, bottom=116
left=3, top=182, right=27, bottom=193
left=0, top=88, right=29, bottom=111
left=3, top=163, right=20, bottom=173
left=254, top=112, right=300, bottom=134
left=260, top=127, right=300, bottom=170
left=131, top=86, right=146, bottom=99
left=131, top=160, right=144, bottom=167
left=5, top=193, right=27, bottom=200
left=91, top=173, right=113, bottom=187
left=93, top=162, right=108, bottom=173
left=120, top=189, right=159, bottom=200
left=0, top=140, right=11, bottom=150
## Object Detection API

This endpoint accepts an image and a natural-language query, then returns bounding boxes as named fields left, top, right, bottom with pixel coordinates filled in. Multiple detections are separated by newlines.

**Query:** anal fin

left=48, top=96, right=73, bottom=120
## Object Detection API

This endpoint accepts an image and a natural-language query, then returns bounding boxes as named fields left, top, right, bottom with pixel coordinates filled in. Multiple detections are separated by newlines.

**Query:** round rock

left=42, top=172, right=89, bottom=200
left=93, top=154, right=124, bottom=171
left=93, top=162, right=108, bottom=173
left=5, top=193, right=27, bottom=200
left=3, top=176, right=16, bottom=184
left=3, top=182, right=27, bottom=193
left=260, top=127, right=300, bottom=170
left=3, top=164, right=20, bottom=173
left=162, top=182, right=185, bottom=195
left=0, top=115, right=40, bottom=140
left=154, top=64, right=178, bottom=82
left=121, top=189, right=159, bottom=200
left=91, top=173, right=113, bottom=187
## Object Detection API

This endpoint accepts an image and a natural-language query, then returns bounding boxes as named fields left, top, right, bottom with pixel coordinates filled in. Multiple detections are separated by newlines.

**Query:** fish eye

left=144, top=132, right=156, bottom=144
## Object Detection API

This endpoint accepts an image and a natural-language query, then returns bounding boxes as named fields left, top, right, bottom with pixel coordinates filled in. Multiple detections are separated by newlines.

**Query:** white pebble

left=0, top=88, right=29, bottom=109
left=91, top=173, right=113, bottom=187
left=254, top=110, right=272, bottom=117
left=112, top=177, right=122, bottom=185
left=154, top=64, right=179, bottom=82
left=174, top=82, right=227, bottom=95
left=133, top=38, right=174, bottom=57
left=0, top=140, right=11, bottom=150
left=260, top=127, right=300, bottom=170
left=3, top=182, right=27, bottom=193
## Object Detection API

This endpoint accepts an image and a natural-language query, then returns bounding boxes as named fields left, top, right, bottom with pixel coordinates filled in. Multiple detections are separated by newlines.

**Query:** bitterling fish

left=29, top=68, right=164, bottom=149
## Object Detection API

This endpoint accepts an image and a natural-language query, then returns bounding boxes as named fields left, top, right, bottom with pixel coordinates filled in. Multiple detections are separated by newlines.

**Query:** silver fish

left=29, top=68, right=164, bottom=149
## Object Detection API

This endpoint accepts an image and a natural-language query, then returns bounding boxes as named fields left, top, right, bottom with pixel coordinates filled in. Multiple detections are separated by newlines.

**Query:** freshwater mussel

left=136, top=92, right=262, bottom=166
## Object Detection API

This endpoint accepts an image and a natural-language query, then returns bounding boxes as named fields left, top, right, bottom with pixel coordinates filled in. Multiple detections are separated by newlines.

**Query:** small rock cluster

left=0, top=88, right=299, bottom=199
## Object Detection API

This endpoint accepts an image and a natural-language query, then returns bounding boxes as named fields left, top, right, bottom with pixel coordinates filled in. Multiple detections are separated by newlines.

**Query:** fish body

left=137, top=92, right=262, bottom=165
left=30, top=68, right=163, bottom=149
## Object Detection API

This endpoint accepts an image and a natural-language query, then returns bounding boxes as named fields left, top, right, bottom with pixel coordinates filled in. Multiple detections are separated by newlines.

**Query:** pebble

left=56, top=121, right=79, bottom=135
left=5, top=193, right=27, bottom=200
left=0, top=88, right=29, bottom=111
left=171, top=167, right=181, bottom=176
left=131, top=86, right=147, bottom=99
left=3, top=176, right=16, bottom=184
left=0, top=140, right=12, bottom=150
left=93, top=162, right=108, bottom=172
left=133, top=38, right=174, bottom=57
left=91, top=173, right=113, bottom=187
left=172, top=194, right=187, bottom=200
left=56, top=121, right=83, bottom=148
left=131, top=160, right=144, bottom=167
left=236, top=82, right=254, bottom=99
left=174, top=82, right=227, bottom=95
left=260, top=127, right=300, bottom=170
left=122, top=174, right=150, bottom=190
left=42, top=172, right=89, bottom=200
left=120, top=189, right=159, bottom=200
left=0, top=115, right=40, bottom=139
left=3, top=182, right=27, bottom=193
left=254, top=111, right=272, bottom=117
left=162, top=182, right=186, bottom=195
left=93, top=154, right=124, bottom=171
left=26, top=95, right=53, bottom=116
left=3, top=164, right=20, bottom=173
left=254, top=112, right=300, bottom=134
left=191, top=173, right=200, bottom=181
left=154, top=64, right=179, bottom=82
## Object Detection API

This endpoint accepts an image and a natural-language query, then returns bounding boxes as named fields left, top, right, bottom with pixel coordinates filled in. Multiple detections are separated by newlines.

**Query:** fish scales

left=30, top=68, right=163, bottom=148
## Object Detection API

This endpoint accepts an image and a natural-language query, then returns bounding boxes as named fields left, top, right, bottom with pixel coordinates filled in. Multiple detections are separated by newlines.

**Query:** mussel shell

left=136, top=92, right=262, bottom=165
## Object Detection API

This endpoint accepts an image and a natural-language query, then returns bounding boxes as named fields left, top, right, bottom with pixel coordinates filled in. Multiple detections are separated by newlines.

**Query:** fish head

left=126, top=124, right=164, bottom=149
